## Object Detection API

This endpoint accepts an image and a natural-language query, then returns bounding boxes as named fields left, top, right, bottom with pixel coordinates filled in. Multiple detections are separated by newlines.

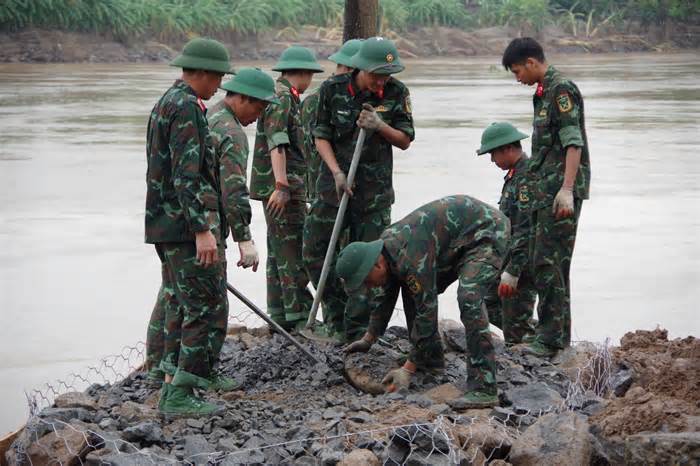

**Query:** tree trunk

left=343, top=0, right=379, bottom=41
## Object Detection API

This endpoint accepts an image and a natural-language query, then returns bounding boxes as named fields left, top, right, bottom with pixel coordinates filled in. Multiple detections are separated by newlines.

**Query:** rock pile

left=5, top=325, right=698, bottom=465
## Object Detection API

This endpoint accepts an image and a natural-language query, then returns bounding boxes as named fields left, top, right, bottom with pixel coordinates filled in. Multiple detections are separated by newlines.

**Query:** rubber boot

left=160, top=385, right=223, bottom=417
left=208, top=374, right=242, bottom=392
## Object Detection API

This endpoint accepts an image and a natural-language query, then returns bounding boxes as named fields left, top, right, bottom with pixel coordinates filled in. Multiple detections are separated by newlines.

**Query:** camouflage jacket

left=313, top=71, right=415, bottom=211
left=499, top=154, right=531, bottom=277
left=145, top=80, right=223, bottom=244
left=301, top=87, right=321, bottom=202
left=208, top=99, right=253, bottom=243
left=250, top=78, right=306, bottom=201
left=367, top=195, right=509, bottom=338
left=530, top=65, right=591, bottom=211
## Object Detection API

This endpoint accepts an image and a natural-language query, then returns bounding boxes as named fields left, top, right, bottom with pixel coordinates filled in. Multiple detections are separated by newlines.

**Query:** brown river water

left=0, top=53, right=698, bottom=433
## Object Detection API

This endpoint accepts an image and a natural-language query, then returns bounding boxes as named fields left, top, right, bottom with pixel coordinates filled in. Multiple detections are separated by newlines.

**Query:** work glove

left=333, top=171, right=353, bottom=200
left=552, top=187, right=574, bottom=219
left=237, top=240, right=259, bottom=271
left=357, top=103, right=387, bottom=131
left=382, top=362, right=415, bottom=393
left=344, top=335, right=374, bottom=354
left=498, top=271, right=519, bottom=299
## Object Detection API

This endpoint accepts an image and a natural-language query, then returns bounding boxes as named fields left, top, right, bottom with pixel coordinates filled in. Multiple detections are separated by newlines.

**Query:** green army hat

left=328, top=39, right=364, bottom=67
left=170, top=37, right=234, bottom=74
left=220, top=67, right=280, bottom=104
left=476, top=122, right=529, bottom=155
left=272, top=46, right=324, bottom=73
left=351, top=37, right=404, bottom=75
left=335, top=239, right=384, bottom=291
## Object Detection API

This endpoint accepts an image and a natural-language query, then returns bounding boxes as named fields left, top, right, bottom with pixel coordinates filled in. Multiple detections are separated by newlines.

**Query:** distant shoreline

left=1, top=24, right=698, bottom=64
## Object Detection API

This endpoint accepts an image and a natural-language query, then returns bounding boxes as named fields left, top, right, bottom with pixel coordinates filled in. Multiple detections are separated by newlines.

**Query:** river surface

left=1, top=53, right=698, bottom=433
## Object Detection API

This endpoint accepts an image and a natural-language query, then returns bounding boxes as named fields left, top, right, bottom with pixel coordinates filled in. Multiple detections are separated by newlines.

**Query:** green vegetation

left=0, top=0, right=698, bottom=39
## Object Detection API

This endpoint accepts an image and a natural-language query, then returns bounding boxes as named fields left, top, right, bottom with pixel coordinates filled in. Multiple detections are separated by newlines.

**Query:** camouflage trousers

left=150, top=242, right=228, bottom=389
left=484, top=264, right=537, bottom=345
left=302, top=200, right=391, bottom=340
left=264, top=200, right=313, bottom=329
left=530, top=200, right=583, bottom=349
left=456, top=255, right=500, bottom=395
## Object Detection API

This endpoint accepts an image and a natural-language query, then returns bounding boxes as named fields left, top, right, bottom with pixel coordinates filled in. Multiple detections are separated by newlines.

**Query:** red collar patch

left=535, top=82, right=544, bottom=97
left=290, top=86, right=300, bottom=99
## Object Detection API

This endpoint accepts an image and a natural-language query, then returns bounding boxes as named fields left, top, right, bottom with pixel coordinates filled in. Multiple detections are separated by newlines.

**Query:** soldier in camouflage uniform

left=338, top=196, right=509, bottom=408
left=250, top=47, right=323, bottom=330
left=303, top=37, right=415, bottom=342
left=206, top=68, right=279, bottom=388
left=301, top=39, right=363, bottom=203
left=144, top=38, right=233, bottom=416
left=477, top=122, right=537, bottom=345
left=501, top=38, right=591, bottom=357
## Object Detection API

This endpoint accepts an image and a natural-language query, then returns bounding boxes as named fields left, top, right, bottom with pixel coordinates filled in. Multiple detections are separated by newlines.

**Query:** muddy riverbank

left=1, top=22, right=698, bottom=63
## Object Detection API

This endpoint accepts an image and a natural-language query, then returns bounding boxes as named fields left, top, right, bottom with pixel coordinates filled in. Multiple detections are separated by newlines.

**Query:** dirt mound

left=591, top=328, right=699, bottom=437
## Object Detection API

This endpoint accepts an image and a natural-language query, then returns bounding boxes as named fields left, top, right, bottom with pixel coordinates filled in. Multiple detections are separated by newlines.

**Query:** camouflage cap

left=476, top=122, right=529, bottom=155
left=272, top=46, right=324, bottom=73
left=220, top=67, right=280, bottom=104
left=328, top=39, right=364, bottom=67
left=335, top=240, right=384, bottom=292
left=170, top=37, right=234, bottom=74
left=351, top=37, right=404, bottom=75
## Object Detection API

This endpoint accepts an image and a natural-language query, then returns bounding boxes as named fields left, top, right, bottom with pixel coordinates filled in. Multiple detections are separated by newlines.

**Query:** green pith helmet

left=328, top=39, right=364, bottom=67
left=476, top=122, right=529, bottom=155
left=220, top=67, right=279, bottom=104
left=335, top=240, right=384, bottom=291
left=272, top=46, right=324, bottom=73
left=351, top=37, right=404, bottom=75
left=170, top=37, right=234, bottom=74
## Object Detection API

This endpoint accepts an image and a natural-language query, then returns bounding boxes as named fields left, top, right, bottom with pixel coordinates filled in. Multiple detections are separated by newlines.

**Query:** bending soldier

left=338, top=195, right=509, bottom=408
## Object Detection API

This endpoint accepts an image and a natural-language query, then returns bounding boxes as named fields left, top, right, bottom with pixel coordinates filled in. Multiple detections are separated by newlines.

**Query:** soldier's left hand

left=552, top=187, right=574, bottom=219
left=382, top=365, right=414, bottom=393
left=357, top=103, right=387, bottom=131
left=267, top=186, right=290, bottom=219
left=237, top=240, right=259, bottom=272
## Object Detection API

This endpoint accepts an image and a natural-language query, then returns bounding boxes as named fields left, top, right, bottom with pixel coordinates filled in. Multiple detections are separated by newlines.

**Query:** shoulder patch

left=518, top=185, right=529, bottom=204
left=404, top=95, right=412, bottom=114
left=556, top=93, right=573, bottom=113
left=406, top=274, right=422, bottom=295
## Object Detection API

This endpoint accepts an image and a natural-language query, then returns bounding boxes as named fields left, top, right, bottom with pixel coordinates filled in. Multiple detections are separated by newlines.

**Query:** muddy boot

left=208, top=374, right=242, bottom=392
left=522, top=339, right=557, bottom=358
left=145, top=367, right=164, bottom=388
left=448, top=391, right=499, bottom=410
left=160, top=385, right=223, bottom=417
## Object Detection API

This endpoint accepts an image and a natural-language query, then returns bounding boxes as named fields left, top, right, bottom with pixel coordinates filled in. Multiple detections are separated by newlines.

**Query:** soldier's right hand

left=267, top=185, right=290, bottom=219
left=333, top=171, right=353, bottom=200
left=195, top=230, right=218, bottom=267
left=498, top=271, right=519, bottom=299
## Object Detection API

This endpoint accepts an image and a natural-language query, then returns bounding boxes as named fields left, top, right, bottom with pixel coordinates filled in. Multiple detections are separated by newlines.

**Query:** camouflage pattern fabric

left=157, top=242, right=228, bottom=388
left=264, top=201, right=314, bottom=328
left=304, top=70, right=414, bottom=338
left=208, top=99, right=253, bottom=242
left=250, top=78, right=307, bottom=201
left=311, top=70, right=414, bottom=210
left=251, top=77, right=312, bottom=327
left=146, top=257, right=175, bottom=375
left=365, top=195, right=509, bottom=395
left=530, top=199, right=583, bottom=349
left=528, top=65, right=590, bottom=211
left=300, top=88, right=321, bottom=202
left=512, top=65, right=590, bottom=350
left=145, top=80, right=225, bottom=243
left=302, top=201, right=390, bottom=338
left=496, top=155, right=536, bottom=344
